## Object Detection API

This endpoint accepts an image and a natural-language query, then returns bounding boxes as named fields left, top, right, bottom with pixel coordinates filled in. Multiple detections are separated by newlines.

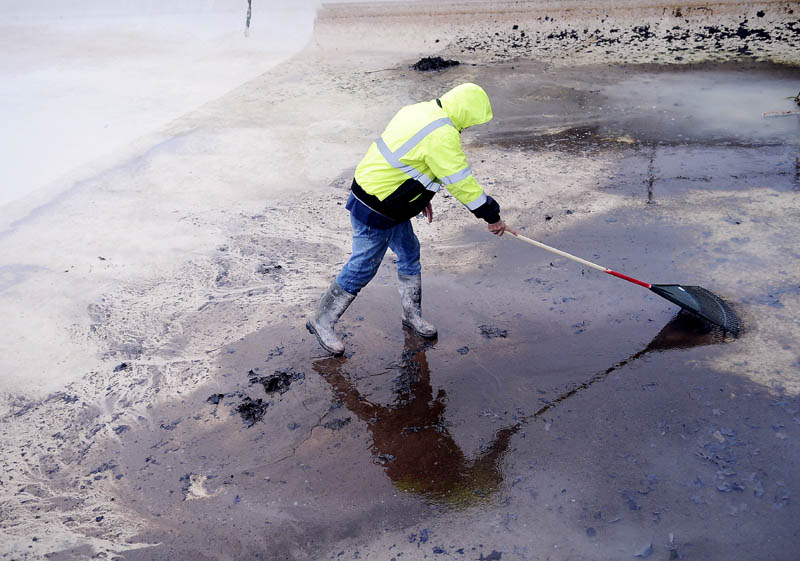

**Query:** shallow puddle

left=474, top=61, right=799, bottom=147
left=314, top=311, right=727, bottom=507
left=109, top=252, right=799, bottom=560
left=472, top=61, right=800, bottom=201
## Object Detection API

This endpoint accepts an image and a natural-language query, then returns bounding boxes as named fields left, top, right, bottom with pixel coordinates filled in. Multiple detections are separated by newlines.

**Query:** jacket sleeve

left=424, top=129, right=501, bottom=223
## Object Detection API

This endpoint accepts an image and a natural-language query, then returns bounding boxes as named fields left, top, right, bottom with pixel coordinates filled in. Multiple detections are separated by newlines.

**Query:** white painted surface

left=0, top=1, right=316, bottom=210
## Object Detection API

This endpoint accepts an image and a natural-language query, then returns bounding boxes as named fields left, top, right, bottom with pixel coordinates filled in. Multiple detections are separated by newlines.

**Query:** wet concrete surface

left=5, top=48, right=800, bottom=561
left=472, top=61, right=800, bottom=206
left=89, top=162, right=799, bottom=558
left=478, top=62, right=799, bottom=146
left=101, top=61, right=799, bottom=559
left=89, top=247, right=799, bottom=559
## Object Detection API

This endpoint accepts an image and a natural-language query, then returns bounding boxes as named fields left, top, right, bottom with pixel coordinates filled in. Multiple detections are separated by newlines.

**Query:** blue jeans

left=336, top=213, right=421, bottom=295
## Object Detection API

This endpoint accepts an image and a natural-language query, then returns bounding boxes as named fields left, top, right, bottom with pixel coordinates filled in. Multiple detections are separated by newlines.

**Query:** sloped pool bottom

left=107, top=237, right=798, bottom=561
left=94, top=60, right=800, bottom=561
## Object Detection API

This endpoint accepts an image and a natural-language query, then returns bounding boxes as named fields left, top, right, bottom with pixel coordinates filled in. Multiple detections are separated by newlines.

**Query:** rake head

left=650, top=284, right=741, bottom=336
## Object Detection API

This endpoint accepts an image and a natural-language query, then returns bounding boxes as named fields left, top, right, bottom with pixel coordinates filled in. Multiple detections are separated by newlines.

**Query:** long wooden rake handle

left=508, top=230, right=652, bottom=289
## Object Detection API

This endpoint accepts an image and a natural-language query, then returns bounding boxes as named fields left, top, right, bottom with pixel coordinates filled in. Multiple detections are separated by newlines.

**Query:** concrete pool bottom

left=40, top=57, right=800, bottom=559
left=5, top=26, right=797, bottom=560
left=106, top=183, right=797, bottom=559
left=104, top=262, right=797, bottom=561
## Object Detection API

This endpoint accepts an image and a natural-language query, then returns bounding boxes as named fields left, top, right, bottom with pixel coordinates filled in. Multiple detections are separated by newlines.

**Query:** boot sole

left=402, top=318, right=438, bottom=339
left=306, top=320, right=344, bottom=356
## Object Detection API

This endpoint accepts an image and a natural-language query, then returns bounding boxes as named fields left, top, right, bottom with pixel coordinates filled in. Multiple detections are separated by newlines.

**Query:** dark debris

left=411, top=56, right=460, bottom=71
left=323, top=417, right=352, bottom=431
left=479, top=325, right=508, bottom=339
left=236, top=397, right=268, bottom=427
left=249, top=368, right=305, bottom=395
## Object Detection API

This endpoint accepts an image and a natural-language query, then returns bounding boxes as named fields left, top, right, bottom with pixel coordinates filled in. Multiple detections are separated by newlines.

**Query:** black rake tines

left=649, top=284, right=741, bottom=336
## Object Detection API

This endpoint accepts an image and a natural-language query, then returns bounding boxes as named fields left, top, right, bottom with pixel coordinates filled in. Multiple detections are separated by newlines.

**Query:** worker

left=307, top=83, right=509, bottom=355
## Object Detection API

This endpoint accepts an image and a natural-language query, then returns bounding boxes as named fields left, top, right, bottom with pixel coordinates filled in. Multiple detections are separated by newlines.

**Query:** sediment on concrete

left=316, top=0, right=800, bottom=66
left=2, top=1, right=798, bottom=559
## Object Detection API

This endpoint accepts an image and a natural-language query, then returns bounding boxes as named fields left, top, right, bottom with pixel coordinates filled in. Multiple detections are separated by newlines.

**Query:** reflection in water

left=314, top=330, right=518, bottom=506
left=313, top=312, right=729, bottom=506
left=529, top=311, right=730, bottom=418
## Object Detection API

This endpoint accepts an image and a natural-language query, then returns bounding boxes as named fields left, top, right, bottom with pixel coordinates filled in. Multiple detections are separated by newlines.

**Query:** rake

left=509, top=231, right=741, bottom=335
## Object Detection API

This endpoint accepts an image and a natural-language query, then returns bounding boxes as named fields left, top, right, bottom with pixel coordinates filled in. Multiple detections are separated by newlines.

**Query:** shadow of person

left=313, top=329, right=519, bottom=507
left=312, top=311, right=729, bottom=507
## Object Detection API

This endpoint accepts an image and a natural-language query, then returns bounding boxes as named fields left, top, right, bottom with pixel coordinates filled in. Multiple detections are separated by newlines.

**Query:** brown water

left=313, top=311, right=726, bottom=507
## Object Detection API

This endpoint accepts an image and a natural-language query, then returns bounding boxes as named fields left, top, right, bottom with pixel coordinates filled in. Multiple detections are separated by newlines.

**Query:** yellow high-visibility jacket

left=351, top=83, right=501, bottom=223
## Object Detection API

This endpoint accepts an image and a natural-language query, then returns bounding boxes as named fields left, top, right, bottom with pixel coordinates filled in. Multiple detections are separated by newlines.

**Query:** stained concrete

left=2, top=1, right=799, bottom=560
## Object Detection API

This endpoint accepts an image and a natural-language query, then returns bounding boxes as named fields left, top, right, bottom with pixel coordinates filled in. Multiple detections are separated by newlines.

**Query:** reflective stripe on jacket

left=352, top=83, right=498, bottom=223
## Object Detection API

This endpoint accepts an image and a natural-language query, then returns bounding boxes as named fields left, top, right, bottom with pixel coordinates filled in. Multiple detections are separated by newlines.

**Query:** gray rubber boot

left=306, top=279, right=356, bottom=356
left=398, top=273, right=438, bottom=338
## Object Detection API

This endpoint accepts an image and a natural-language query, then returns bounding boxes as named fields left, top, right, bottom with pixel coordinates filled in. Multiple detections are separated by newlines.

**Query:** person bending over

left=308, top=83, right=508, bottom=355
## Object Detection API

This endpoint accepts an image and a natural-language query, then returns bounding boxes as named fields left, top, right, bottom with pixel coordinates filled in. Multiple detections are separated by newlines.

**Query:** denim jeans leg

left=389, top=220, right=422, bottom=276
left=336, top=214, right=392, bottom=295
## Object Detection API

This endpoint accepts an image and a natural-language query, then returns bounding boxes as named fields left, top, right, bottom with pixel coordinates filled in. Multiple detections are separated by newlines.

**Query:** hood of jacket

left=439, top=83, right=493, bottom=131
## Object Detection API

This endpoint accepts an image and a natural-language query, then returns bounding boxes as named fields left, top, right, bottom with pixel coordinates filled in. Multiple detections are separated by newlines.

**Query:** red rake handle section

left=508, top=230, right=652, bottom=289
left=605, top=269, right=652, bottom=289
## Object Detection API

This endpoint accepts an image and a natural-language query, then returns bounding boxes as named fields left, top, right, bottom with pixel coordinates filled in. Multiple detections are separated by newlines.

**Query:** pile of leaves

left=411, top=56, right=460, bottom=71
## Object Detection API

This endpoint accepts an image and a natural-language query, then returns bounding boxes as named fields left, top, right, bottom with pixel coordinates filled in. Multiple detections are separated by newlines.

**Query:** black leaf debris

left=237, top=397, right=268, bottom=427
left=249, top=368, right=305, bottom=395
left=411, top=56, right=460, bottom=71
